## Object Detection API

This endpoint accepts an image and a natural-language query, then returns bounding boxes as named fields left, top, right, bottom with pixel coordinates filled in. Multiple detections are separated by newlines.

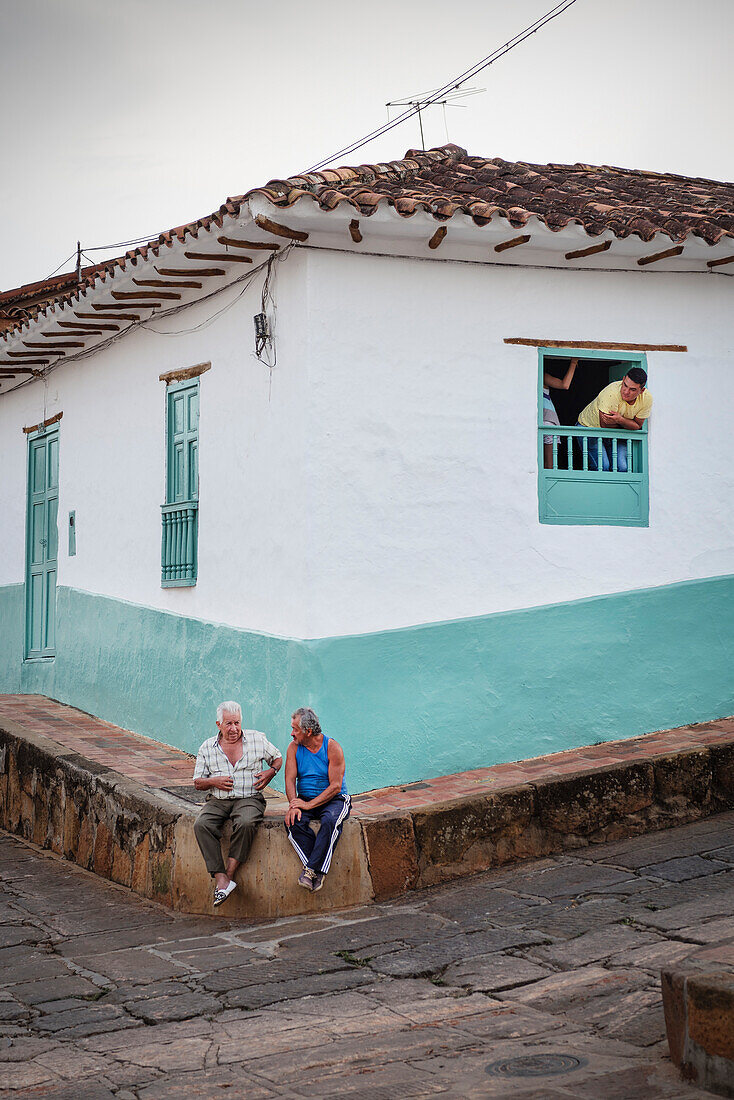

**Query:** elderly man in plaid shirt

left=193, top=701, right=282, bottom=907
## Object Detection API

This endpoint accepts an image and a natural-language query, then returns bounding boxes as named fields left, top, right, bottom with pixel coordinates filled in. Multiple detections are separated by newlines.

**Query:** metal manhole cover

left=486, top=1054, right=586, bottom=1078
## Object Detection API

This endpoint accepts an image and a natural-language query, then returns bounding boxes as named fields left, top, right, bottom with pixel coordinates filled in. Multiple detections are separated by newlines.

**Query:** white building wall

left=304, top=247, right=734, bottom=636
left=0, top=250, right=313, bottom=638
left=2, top=245, right=732, bottom=643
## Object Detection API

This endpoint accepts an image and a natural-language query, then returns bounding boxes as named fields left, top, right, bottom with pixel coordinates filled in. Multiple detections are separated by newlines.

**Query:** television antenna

left=385, top=86, right=485, bottom=149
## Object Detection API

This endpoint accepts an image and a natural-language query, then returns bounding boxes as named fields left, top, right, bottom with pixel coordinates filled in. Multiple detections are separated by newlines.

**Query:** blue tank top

left=296, top=736, right=348, bottom=799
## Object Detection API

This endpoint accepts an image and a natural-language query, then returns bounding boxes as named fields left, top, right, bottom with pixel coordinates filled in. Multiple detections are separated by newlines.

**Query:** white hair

left=217, top=700, right=242, bottom=724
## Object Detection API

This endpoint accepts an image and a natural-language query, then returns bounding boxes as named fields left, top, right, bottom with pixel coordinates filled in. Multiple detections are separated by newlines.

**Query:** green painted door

left=167, top=383, right=199, bottom=504
left=25, top=428, right=59, bottom=657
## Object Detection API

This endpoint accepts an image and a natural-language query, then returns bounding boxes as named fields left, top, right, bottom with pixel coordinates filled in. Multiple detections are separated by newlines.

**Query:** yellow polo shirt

left=578, top=381, right=653, bottom=428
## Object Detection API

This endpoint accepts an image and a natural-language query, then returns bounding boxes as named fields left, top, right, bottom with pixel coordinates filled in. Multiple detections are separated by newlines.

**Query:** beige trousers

left=193, top=794, right=266, bottom=876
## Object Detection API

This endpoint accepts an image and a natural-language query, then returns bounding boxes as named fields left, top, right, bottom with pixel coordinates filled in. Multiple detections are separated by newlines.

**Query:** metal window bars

left=161, top=501, right=198, bottom=585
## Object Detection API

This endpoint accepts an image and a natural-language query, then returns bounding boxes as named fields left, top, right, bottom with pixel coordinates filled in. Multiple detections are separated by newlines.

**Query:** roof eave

left=246, top=193, right=734, bottom=273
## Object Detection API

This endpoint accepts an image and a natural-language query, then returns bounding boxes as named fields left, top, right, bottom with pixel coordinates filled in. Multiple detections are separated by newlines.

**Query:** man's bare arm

left=284, top=744, right=301, bottom=826
left=284, top=743, right=298, bottom=802
left=254, top=755, right=282, bottom=791
left=543, top=358, right=578, bottom=391
left=194, top=775, right=233, bottom=791
left=599, top=409, right=643, bottom=430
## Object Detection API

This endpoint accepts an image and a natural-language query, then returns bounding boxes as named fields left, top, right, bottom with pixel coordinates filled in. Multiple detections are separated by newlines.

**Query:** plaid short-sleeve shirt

left=193, top=730, right=282, bottom=799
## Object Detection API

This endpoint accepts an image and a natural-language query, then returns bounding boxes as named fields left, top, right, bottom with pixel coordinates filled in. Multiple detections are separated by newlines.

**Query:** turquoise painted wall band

left=0, top=578, right=732, bottom=794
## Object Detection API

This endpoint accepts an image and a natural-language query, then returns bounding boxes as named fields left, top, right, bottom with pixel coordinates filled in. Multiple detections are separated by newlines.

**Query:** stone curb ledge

left=2, top=717, right=734, bottom=918
left=361, top=744, right=734, bottom=899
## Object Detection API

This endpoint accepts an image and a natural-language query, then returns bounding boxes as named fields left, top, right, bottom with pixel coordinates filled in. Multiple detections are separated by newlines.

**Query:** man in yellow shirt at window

left=577, top=366, right=652, bottom=472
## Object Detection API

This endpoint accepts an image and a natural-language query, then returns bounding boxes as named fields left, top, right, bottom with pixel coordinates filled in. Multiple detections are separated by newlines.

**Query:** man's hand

left=285, top=805, right=302, bottom=827
left=254, top=767, right=275, bottom=791
left=210, top=775, right=234, bottom=792
left=285, top=797, right=308, bottom=827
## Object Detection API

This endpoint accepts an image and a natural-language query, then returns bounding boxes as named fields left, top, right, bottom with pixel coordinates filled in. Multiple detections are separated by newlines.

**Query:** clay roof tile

left=3, top=144, right=733, bottom=339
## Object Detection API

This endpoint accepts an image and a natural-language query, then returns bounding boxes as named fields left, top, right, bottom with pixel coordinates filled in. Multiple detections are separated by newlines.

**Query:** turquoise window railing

left=538, top=424, right=649, bottom=527
left=161, top=501, right=198, bottom=585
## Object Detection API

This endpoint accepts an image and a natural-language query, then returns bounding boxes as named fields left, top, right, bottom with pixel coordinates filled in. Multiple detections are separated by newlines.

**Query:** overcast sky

left=1, top=0, right=732, bottom=291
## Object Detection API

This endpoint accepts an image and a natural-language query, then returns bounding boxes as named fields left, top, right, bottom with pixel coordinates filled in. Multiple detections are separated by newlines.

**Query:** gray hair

left=292, top=707, right=321, bottom=736
left=217, top=700, right=242, bottom=724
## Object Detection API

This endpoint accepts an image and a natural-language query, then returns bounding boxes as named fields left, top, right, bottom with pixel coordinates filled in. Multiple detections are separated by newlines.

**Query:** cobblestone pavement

left=3, top=816, right=734, bottom=1098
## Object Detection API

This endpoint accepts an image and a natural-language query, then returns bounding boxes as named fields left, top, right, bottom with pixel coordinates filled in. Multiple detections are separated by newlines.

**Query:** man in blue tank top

left=284, top=707, right=350, bottom=892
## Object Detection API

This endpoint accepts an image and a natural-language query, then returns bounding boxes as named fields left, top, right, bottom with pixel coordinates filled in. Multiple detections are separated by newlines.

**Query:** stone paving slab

left=2, top=816, right=734, bottom=1097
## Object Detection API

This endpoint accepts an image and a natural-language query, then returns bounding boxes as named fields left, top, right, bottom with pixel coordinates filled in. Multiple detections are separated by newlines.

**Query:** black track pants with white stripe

left=285, top=794, right=351, bottom=875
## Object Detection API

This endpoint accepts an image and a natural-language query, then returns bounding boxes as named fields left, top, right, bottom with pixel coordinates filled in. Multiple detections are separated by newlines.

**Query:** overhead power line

left=302, top=0, right=580, bottom=174
left=44, top=250, right=78, bottom=280
left=81, top=233, right=167, bottom=252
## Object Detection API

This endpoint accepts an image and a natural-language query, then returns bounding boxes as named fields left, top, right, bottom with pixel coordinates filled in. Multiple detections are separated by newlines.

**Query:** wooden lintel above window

left=159, top=361, right=211, bottom=385
left=254, top=215, right=308, bottom=242
left=495, top=234, right=531, bottom=253
left=504, top=337, right=688, bottom=352
left=23, top=411, right=63, bottom=434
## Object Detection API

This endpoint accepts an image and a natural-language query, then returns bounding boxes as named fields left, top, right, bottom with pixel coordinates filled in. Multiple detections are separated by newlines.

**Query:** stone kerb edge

left=0, top=720, right=374, bottom=918
left=2, top=717, right=734, bottom=914
left=365, top=741, right=734, bottom=895
left=0, top=719, right=181, bottom=905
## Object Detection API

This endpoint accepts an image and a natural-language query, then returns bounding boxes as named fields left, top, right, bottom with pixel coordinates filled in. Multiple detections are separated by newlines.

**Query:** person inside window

left=543, top=358, right=578, bottom=468
left=576, top=366, right=652, bottom=472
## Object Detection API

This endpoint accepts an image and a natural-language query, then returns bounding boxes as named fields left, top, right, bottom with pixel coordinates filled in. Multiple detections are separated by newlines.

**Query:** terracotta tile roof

left=0, top=264, right=106, bottom=330
left=2, top=145, right=732, bottom=338
left=246, top=143, right=734, bottom=246
left=0, top=204, right=248, bottom=334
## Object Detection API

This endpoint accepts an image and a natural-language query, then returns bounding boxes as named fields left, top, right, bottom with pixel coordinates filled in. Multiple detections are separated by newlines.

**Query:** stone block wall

left=0, top=720, right=372, bottom=919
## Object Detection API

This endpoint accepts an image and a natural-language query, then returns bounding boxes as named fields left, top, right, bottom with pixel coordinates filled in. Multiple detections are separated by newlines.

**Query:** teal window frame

left=161, top=378, right=199, bottom=587
left=25, top=425, right=60, bottom=659
left=538, top=347, right=649, bottom=528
